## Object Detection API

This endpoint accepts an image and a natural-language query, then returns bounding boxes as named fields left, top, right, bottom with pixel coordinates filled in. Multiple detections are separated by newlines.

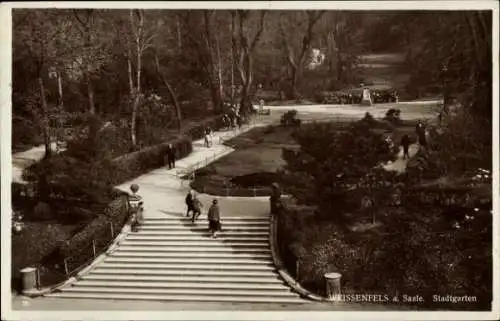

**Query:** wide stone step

left=142, top=219, right=269, bottom=225
left=110, top=251, right=271, bottom=259
left=46, top=292, right=305, bottom=304
left=141, top=222, right=269, bottom=227
left=125, top=235, right=269, bottom=242
left=98, top=262, right=275, bottom=271
left=117, top=246, right=270, bottom=253
left=61, top=286, right=296, bottom=298
left=84, top=274, right=283, bottom=284
left=146, top=216, right=269, bottom=221
left=138, top=225, right=269, bottom=231
left=70, top=280, right=291, bottom=291
left=120, top=240, right=269, bottom=247
left=91, top=268, right=279, bottom=278
left=105, top=256, right=273, bottom=265
left=135, top=231, right=269, bottom=236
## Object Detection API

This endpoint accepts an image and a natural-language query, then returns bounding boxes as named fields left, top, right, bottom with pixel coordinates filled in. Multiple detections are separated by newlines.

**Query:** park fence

left=31, top=193, right=133, bottom=289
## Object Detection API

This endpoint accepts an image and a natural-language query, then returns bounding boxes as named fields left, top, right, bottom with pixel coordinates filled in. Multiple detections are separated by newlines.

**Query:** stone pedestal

left=20, top=267, right=37, bottom=293
left=324, top=272, right=342, bottom=300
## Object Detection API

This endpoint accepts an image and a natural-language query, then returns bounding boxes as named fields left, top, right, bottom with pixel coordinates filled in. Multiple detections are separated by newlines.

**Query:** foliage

left=384, top=108, right=401, bottom=125
left=280, top=110, right=301, bottom=127
left=281, top=120, right=396, bottom=224
left=278, top=200, right=492, bottom=310
left=110, top=136, right=193, bottom=184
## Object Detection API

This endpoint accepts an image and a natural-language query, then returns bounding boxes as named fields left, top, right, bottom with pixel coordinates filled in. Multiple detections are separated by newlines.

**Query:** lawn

left=191, top=117, right=419, bottom=196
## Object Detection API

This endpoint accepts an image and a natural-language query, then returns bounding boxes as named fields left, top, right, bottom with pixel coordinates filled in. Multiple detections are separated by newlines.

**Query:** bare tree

left=179, top=11, right=224, bottom=113
left=232, top=10, right=267, bottom=115
left=124, top=9, right=158, bottom=149
left=73, top=9, right=96, bottom=115
left=14, top=10, right=74, bottom=158
left=278, top=11, right=324, bottom=99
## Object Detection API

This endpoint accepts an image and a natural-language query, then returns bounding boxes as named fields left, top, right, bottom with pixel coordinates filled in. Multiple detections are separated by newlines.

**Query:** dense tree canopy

left=12, top=9, right=492, bottom=157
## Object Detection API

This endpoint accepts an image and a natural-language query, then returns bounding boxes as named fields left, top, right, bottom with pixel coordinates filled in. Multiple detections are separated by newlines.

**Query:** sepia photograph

left=1, top=1, right=499, bottom=320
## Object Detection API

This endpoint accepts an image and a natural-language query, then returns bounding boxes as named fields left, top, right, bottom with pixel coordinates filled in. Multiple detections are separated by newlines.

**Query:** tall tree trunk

left=85, top=28, right=95, bottom=115
left=203, top=11, right=222, bottom=113
left=130, top=9, right=144, bottom=149
left=230, top=12, right=237, bottom=105
left=289, top=66, right=299, bottom=99
left=215, top=31, right=224, bottom=101
left=127, top=46, right=134, bottom=94
left=176, top=15, right=182, bottom=53
left=155, top=54, right=182, bottom=130
left=38, top=77, right=51, bottom=158
left=56, top=71, right=63, bottom=109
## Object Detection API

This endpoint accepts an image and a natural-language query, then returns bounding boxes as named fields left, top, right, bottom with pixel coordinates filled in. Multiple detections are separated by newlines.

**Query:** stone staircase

left=45, top=216, right=305, bottom=304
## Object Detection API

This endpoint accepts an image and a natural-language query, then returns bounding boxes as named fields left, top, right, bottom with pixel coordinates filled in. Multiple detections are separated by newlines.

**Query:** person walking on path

left=207, top=199, right=221, bottom=238
left=185, top=190, right=195, bottom=217
left=415, top=120, right=427, bottom=149
left=165, top=144, right=176, bottom=169
left=204, top=127, right=212, bottom=148
left=400, top=134, right=411, bottom=159
left=191, top=194, right=203, bottom=223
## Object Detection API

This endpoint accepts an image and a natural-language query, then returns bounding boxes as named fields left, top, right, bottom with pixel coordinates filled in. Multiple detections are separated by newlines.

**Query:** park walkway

left=42, top=121, right=309, bottom=304
left=12, top=102, right=435, bottom=309
left=12, top=142, right=61, bottom=184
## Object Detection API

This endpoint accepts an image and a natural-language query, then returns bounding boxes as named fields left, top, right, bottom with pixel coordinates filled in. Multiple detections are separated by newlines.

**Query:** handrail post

left=63, top=259, right=69, bottom=276
left=296, top=260, right=300, bottom=282
left=92, top=240, right=96, bottom=257
left=36, top=267, right=41, bottom=289
left=110, top=221, right=114, bottom=238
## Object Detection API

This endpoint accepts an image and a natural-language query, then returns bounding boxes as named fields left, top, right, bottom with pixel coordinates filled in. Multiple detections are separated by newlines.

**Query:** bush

left=277, top=202, right=492, bottom=309
left=280, top=110, right=301, bottom=127
left=58, top=195, right=129, bottom=273
left=384, top=108, right=402, bottom=125
left=110, top=135, right=192, bottom=184
left=186, top=115, right=224, bottom=140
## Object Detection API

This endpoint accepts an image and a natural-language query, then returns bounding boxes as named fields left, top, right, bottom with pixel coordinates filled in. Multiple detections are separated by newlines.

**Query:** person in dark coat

left=236, top=115, right=243, bottom=129
left=185, top=190, right=194, bottom=217
left=191, top=194, right=203, bottom=223
left=400, top=134, right=411, bottom=159
left=165, top=144, right=176, bottom=169
left=207, top=199, right=221, bottom=238
left=415, top=120, right=424, bottom=136
left=418, top=130, right=427, bottom=148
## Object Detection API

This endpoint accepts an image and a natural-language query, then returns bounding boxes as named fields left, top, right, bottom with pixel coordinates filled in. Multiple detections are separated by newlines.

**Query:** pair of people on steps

left=185, top=190, right=202, bottom=222
left=185, top=190, right=221, bottom=238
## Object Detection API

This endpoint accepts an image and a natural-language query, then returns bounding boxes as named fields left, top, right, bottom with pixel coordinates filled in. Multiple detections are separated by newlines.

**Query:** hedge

left=13, top=115, right=225, bottom=285
left=58, top=194, right=129, bottom=274
left=185, top=115, right=224, bottom=140
left=109, top=135, right=193, bottom=184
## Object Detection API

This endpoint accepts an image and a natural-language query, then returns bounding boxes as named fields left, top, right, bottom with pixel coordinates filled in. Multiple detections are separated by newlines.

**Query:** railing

left=177, top=120, right=261, bottom=187
left=29, top=194, right=133, bottom=290
left=275, top=207, right=300, bottom=280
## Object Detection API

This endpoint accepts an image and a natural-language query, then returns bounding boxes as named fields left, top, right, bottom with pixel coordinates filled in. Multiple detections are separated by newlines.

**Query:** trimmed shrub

left=110, top=135, right=193, bottom=184
left=186, top=115, right=224, bottom=140
left=58, top=195, right=129, bottom=273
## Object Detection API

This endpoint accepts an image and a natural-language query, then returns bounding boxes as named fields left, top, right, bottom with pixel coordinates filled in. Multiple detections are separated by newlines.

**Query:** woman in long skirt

left=207, top=199, right=221, bottom=238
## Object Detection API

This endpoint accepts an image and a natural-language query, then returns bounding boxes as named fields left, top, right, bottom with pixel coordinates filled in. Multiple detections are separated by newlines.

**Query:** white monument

left=361, top=88, right=373, bottom=106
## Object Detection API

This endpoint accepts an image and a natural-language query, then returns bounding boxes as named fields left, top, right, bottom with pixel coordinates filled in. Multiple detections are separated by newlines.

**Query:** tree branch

left=250, top=11, right=267, bottom=52
left=279, top=18, right=297, bottom=69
